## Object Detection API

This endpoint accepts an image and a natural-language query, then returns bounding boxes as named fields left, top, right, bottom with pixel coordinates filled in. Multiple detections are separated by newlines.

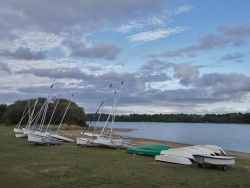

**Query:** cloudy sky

left=0, top=0, right=250, bottom=115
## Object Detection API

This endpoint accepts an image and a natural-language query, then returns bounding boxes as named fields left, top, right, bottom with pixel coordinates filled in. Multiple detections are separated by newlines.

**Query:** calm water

left=97, top=122, right=250, bottom=153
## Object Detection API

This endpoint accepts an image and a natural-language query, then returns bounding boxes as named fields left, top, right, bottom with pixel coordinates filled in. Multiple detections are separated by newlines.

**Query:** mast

left=101, top=81, right=123, bottom=137
left=56, top=94, right=74, bottom=134
left=83, top=83, right=113, bottom=137
left=109, top=80, right=123, bottom=139
left=38, top=80, right=55, bottom=131
left=26, top=98, right=39, bottom=130
left=16, top=104, right=28, bottom=129
left=45, top=94, right=61, bottom=132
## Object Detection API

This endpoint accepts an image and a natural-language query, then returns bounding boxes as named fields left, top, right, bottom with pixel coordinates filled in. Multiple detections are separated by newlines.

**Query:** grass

left=1, top=125, right=250, bottom=188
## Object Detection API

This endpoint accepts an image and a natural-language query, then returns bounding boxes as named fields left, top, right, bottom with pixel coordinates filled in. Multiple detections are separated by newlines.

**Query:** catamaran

left=76, top=84, right=113, bottom=147
left=27, top=82, right=64, bottom=145
left=49, top=94, right=75, bottom=142
left=95, top=81, right=135, bottom=149
left=14, top=98, right=39, bottom=138
left=77, top=81, right=134, bottom=148
left=14, top=103, right=28, bottom=138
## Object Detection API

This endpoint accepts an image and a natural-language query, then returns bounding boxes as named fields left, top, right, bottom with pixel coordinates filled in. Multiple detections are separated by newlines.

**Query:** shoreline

left=67, top=128, right=250, bottom=158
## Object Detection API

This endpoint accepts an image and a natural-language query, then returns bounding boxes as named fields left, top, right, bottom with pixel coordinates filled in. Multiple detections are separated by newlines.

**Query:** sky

left=0, top=0, right=250, bottom=115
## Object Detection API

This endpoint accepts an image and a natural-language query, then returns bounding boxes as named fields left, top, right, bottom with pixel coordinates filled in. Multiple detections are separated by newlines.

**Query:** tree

left=1, top=98, right=87, bottom=126
left=0, top=104, right=7, bottom=123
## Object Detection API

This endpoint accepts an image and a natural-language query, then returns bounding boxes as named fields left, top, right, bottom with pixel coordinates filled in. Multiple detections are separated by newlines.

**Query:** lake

left=97, top=122, right=250, bottom=153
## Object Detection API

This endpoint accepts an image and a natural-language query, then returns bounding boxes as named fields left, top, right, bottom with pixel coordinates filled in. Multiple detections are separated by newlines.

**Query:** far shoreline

left=67, top=127, right=250, bottom=158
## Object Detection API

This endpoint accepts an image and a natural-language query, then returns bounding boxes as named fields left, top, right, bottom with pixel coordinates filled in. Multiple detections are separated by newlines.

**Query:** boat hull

left=14, top=128, right=23, bottom=134
left=50, top=134, right=74, bottom=142
left=161, top=148, right=195, bottom=160
left=76, top=137, right=100, bottom=146
left=15, top=133, right=27, bottom=138
left=155, top=154, right=192, bottom=165
left=197, top=145, right=227, bottom=156
left=28, top=132, right=63, bottom=145
left=96, top=136, right=135, bottom=149
left=193, top=154, right=236, bottom=166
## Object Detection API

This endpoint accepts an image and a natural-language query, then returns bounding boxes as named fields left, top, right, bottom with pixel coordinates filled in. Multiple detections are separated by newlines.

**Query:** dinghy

left=197, top=145, right=227, bottom=156
left=127, top=144, right=172, bottom=156
left=160, top=148, right=196, bottom=160
left=193, top=154, right=236, bottom=171
left=155, top=154, right=192, bottom=165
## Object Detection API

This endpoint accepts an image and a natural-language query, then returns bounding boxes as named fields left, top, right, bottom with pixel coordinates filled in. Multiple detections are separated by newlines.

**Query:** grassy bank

left=1, top=125, right=250, bottom=188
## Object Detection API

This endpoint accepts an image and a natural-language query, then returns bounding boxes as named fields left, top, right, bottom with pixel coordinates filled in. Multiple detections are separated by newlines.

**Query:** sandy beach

left=67, top=127, right=250, bottom=159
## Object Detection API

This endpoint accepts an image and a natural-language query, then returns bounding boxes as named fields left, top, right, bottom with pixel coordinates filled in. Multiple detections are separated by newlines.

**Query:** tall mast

left=46, top=94, right=61, bottom=132
left=56, top=94, right=74, bottom=133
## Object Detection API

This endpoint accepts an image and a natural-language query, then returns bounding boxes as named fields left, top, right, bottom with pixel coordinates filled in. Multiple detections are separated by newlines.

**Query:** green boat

left=126, top=144, right=173, bottom=156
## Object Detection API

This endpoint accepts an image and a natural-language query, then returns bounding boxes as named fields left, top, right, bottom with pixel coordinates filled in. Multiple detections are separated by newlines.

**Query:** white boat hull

left=14, top=128, right=23, bottom=134
left=28, top=132, right=63, bottom=145
left=197, top=145, right=227, bottom=156
left=161, top=148, right=196, bottom=161
left=23, top=128, right=31, bottom=136
left=179, top=146, right=215, bottom=156
left=155, top=154, right=192, bottom=165
left=193, top=154, right=236, bottom=166
left=193, top=154, right=236, bottom=171
left=96, top=136, right=135, bottom=149
left=15, top=133, right=27, bottom=138
left=76, top=137, right=100, bottom=146
left=50, top=134, right=74, bottom=142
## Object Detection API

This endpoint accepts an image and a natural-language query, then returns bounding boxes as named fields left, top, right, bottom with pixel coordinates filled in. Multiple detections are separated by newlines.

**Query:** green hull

left=126, top=144, right=172, bottom=156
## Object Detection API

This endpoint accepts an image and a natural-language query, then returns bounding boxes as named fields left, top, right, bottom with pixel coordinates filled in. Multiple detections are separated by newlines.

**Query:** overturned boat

left=155, top=145, right=230, bottom=165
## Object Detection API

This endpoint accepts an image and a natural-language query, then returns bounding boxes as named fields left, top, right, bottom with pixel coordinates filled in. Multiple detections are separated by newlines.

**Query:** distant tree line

left=1, top=98, right=249, bottom=126
left=0, top=98, right=87, bottom=126
left=87, top=113, right=250, bottom=124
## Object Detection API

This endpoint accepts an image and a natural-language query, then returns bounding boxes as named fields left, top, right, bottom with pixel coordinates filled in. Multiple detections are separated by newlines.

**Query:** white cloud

left=127, top=27, right=185, bottom=43
left=117, top=11, right=170, bottom=33
left=17, top=32, right=64, bottom=51
left=173, top=5, right=194, bottom=15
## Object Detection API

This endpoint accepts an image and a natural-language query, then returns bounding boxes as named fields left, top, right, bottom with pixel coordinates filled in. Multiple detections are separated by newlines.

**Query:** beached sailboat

left=76, top=83, right=113, bottom=147
left=14, top=98, right=39, bottom=138
left=49, top=94, right=75, bottom=142
left=27, top=97, right=62, bottom=145
left=27, top=82, right=64, bottom=145
left=14, top=103, right=28, bottom=138
left=95, top=81, right=135, bottom=149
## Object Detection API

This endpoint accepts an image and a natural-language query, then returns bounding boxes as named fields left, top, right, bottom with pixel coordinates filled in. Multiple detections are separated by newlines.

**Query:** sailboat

left=27, top=82, right=63, bottom=145
left=49, top=94, right=75, bottom=142
left=76, top=84, right=113, bottom=147
left=95, top=81, right=135, bottom=149
left=14, top=99, right=38, bottom=138
left=14, top=103, right=28, bottom=138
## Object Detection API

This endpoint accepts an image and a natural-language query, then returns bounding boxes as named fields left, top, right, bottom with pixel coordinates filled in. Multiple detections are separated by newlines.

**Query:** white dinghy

left=193, top=154, right=236, bottom=171
left=197, top=145, right=227, bottom=156
left=156, top=144, right=226, bottom=165
left=160, top=148, right=196, bottom=161
left=155, top=154, right=192, bottom=165
left=180, top=146, right=216, bottom=156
